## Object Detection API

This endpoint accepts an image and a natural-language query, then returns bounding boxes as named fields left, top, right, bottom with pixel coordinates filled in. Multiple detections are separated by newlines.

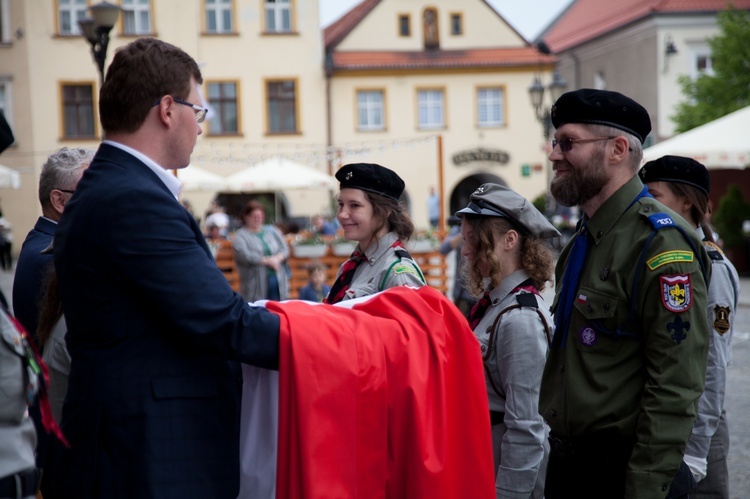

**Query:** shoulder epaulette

left=702, top=241, right=724, bottom=261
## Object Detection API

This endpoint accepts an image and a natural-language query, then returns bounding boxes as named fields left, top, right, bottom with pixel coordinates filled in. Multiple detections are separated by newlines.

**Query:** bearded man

left=539, top=89, right=711, bottom=499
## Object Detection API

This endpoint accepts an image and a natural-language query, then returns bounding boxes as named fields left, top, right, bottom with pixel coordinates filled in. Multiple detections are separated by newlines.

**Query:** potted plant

left=291, top=234, right=329, bottom=258
left=408, top=229, right=439, bottom=253
left=331, top=237, right=357, bottom=256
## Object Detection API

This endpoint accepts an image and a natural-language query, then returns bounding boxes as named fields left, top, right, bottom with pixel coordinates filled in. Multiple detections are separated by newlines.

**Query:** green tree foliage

left=712, top=184, right=750, bottom=249
left=672, top=7, right=750, bottom=133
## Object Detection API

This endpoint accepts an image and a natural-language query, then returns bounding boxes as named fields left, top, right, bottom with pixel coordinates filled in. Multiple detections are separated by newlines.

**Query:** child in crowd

left=298, top=261, right=331, bottom=302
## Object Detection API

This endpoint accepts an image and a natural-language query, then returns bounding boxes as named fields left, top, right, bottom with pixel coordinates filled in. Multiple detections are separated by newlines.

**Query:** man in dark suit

left=13, top=148, right=93, bottom=344
left=46, top=38, right=280, bottom=499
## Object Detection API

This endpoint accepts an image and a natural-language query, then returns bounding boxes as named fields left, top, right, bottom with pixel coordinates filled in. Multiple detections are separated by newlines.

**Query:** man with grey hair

left=13, top=147, right=93, bottom=342
left=539, top=89, right=711, bottom=499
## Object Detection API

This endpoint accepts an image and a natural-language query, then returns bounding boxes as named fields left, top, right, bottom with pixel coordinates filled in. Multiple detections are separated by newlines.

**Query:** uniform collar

left=585, top=175, right=643, bottom=246
left=361, top=231, right=398, bottom=265
left=489, top=269, right=531, bottom=305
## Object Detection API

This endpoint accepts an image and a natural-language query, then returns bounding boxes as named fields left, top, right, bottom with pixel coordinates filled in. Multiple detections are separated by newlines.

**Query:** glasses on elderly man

left=551, top=136, right=616, bottom=152
left=151, top=97, right=207, bottom=124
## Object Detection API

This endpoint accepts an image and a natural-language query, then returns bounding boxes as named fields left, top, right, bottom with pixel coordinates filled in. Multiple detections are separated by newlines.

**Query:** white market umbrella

left=0, top=163, right=21, bottom=189
left=170, top=165, right=230, bottom=192
left=225, top=157, right=336, bottom=192
left=643, top=106, right=750, bottom=169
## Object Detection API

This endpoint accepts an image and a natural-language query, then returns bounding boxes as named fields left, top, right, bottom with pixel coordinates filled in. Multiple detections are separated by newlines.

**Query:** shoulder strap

left=483, top=288, right=552, bottom=398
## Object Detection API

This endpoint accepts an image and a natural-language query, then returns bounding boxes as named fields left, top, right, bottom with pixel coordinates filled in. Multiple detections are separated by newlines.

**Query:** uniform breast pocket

left=572, top=286, right=623, bottom=355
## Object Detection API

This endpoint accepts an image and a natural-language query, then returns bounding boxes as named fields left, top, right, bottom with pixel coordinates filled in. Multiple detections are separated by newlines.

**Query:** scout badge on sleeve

left=713, top=305, right=731, bottom=335
left=660, top=274, right=693, bottom=313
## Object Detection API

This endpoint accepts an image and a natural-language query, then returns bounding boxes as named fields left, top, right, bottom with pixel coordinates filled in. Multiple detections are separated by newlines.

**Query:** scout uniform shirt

left=540, top=176, right=711, bottom=499
left=684, top=230, right=740, bottom=463
left=474, top=269, right=550, bottom=498
left=331, top=231, right=424, bottom=301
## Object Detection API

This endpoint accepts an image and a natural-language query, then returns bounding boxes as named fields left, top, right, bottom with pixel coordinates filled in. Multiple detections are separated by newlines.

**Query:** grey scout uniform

left=476, top=269, right=551, bottom=499
left=330, top=231, right=424, bottom=301
left=0, top=310, right=37, bottom=499
left=685, top=230, right=740, bottom=494
left=540, top=176, right=712, bottom=499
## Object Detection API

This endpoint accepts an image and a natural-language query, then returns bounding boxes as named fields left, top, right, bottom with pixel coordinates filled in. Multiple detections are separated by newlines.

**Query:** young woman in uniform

left=641, top=155, right=740, bottom=498
left=457, top=183, right=559, bottom=499
left=324, top=163, right=425, bottom=304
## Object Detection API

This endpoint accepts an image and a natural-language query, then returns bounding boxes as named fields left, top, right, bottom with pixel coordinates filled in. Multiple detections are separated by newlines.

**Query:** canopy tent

left=0, top=163, right=21, bottom=189
left=169, top=165, right=231, bottom=192
left=643, top=106, right=750, bottom=169
left=225, top=157, right=337, bottom=192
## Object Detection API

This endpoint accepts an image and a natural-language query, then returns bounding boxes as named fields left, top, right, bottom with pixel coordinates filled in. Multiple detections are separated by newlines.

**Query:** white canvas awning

left=170, top=165, right=231, bottom=192
left=0, top=164, right=21, bottom=189
left=225, top=157, right=336, bottom=192
left=643, top=106, right=750, bottom=169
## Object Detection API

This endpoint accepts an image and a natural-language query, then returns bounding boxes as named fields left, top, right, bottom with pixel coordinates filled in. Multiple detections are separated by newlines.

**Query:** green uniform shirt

left=540, top=176, right=711, bottom=499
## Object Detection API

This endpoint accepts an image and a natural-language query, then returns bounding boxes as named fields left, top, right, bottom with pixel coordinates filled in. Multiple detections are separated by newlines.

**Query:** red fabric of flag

left=267, top=286, right=495, bottom=499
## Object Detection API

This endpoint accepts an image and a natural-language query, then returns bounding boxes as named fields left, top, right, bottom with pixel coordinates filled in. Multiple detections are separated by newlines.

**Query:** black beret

left=551, top=88, right=651, bottom=144
left=335, top=163, right=405, bottom=201
left=639, top=155, right=710, bottom=197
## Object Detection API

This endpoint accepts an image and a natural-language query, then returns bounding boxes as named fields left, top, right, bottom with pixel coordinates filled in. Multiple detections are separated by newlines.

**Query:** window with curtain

left=477, top=87, right=504, bottom=127
left=205, top=0, right=233, bottom=34
left=265, top=0, right=291, bottom=33
left=267, top=80, right=297, bottom=133
left=357, top=90, right=384, bottom=131
left=417, top=89, right=444, bottom=129
left=121, top=0, right=152, bottom=35
left=62, top=83, right=95, bottom=138
left=207, top=81, right=239, bottom=135
left=57, top=0, right=87, bottom=35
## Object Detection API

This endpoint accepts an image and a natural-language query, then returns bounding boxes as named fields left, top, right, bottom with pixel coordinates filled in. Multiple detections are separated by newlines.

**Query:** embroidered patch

left=647, top=251, right=694, bottom=270
left=392, top=264, right=417, bottom=276
left=576, top=294, right=587, bottom=305
left=667, top=316, right=690, bottom=344
left=579, top=327, right=597, bottom=347
left=660, top=274, right=693, bottom=313
left=713, top=305, right=731, bottom=335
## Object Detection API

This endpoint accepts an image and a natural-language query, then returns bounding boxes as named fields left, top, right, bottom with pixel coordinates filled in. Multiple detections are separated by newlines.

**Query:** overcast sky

left=319, top=0, right=572, bottom=41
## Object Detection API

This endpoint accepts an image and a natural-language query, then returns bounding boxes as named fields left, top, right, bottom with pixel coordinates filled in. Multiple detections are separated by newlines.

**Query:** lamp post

left=528, top=70, right=567, bottom=215
left=528, top=70, right=568, bottom=140
left=78, top=1, right=121, bottom=84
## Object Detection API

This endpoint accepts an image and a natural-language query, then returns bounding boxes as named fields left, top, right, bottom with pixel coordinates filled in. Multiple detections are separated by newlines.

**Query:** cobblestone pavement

left=2, top=269, right=749, bottom=495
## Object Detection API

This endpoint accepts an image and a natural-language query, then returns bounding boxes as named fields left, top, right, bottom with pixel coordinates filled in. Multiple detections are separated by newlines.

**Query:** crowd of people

left=0, top=36, right=741, bottom=499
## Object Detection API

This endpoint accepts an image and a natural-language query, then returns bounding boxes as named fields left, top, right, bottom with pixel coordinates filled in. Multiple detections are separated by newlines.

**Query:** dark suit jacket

left=12, top=216, right=56, bottom=342
left=48, top=143, right=280, bottom=499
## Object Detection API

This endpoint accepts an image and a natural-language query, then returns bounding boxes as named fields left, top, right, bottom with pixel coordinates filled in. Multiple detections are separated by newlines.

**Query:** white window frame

left=357, top=90, right=384, bottom=131
left=0, top=0, right=11, bottom=44
left=477, top=87, right=504, bottom=127
left=417, top=89, right=444, bottom=129
left=121, top=0, right=152, bottom=35
left=205, top=0, right=233, bottom=34
left=58, top=0, right=88, bottom=36
left=690, top=45, right=714, bottom=79
left=265, top=0, right=291, bottom=33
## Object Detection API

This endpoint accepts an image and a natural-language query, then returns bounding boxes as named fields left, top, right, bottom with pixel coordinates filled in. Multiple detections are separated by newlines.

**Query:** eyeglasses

left=151, top=97, right=207, bottom=124
left=55, top=188, right=75, bottom=194
left=551, top=136, right=616, bottom=152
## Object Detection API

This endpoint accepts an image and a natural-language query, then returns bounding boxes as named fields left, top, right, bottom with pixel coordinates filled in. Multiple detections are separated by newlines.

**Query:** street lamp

left=78, top=1, right=121, bottom=84
left=528, top=70, right=568, bottom=139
